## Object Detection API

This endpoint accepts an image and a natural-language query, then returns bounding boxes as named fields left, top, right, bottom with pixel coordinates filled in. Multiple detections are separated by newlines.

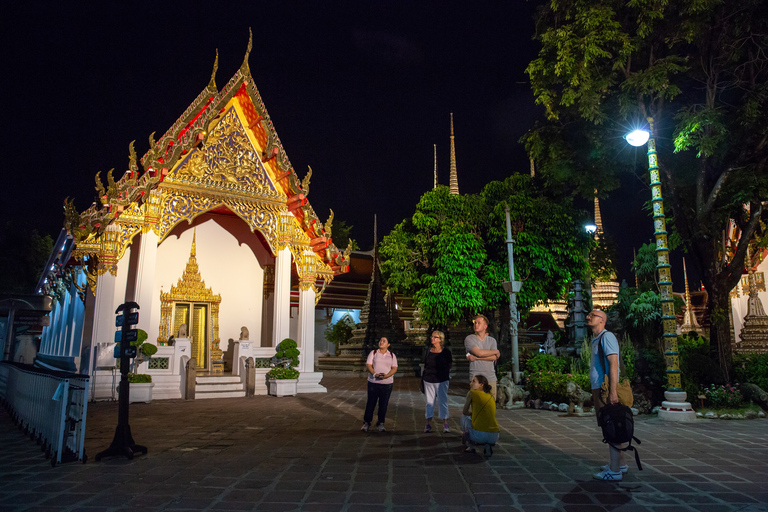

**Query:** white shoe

left=377, top=423, right=386, bottom=432
left=361, top=422, right=369, bottom=432
left=593, top=469, right=622, bottom=481
left=601, top=464, right=628, bottom=474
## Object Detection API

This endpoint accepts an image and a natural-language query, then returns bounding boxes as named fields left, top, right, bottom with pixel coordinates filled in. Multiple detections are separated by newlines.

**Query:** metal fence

left=0, top=361, right=89, bottom=466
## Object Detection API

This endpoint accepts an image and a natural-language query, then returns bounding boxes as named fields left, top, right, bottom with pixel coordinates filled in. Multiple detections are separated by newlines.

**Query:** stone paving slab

left=1, top=376, right=767, bottom=511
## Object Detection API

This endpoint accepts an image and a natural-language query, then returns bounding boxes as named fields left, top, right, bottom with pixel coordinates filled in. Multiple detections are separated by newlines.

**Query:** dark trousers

left=364, top=382, right=393, bottom=425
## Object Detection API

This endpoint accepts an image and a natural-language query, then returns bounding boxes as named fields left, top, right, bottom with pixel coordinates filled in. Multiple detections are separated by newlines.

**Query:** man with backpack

left=588, top=309, right=627, bottom=481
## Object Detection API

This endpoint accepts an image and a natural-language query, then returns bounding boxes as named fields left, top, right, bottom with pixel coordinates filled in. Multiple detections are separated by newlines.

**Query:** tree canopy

left=379, top=177, right=590, bottom=327
left=524, top=0, right=768, bottom=379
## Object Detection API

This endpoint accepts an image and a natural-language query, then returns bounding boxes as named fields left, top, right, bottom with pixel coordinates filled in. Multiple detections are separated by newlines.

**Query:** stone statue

left=239, top=326, right=249, bottom=340
left=497, top=375, right=529, bottom=409
left=178, top=323, right=188, bottom=338
left=566, top=380, right=592, bottom=414
left=543, top=330, right=557, bottom=355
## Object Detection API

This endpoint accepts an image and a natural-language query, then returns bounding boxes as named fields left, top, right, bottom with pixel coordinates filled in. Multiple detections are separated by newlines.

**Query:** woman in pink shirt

left=361, top=337, right=398, bottom=432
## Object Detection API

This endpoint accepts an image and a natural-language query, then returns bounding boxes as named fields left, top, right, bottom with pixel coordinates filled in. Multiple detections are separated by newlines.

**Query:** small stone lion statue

left=567, top=380, right=592, bottom=414
left=239, top=326, right=249, bottom=340
left=497, top=375, right=529, bottom=409
left=178, top=323, right=188, bottom=338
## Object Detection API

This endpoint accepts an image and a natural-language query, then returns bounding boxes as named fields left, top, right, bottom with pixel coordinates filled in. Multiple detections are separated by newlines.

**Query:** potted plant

left=267, top=338, right=300, bottom=396
left=118, top=329, right=157, bottom=403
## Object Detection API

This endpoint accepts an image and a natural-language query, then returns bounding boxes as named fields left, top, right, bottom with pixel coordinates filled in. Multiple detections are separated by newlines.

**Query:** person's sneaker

left=443, top=423, right=450, bottom=433
left=601, top=464, right=628, bottom=474
left=593, top=469, right=623, bottom=481
left=424, top=424, right=432, bottom=433
left=377, top=423, right=386, bottom=432
left=361, top=422, right=370, bottom=432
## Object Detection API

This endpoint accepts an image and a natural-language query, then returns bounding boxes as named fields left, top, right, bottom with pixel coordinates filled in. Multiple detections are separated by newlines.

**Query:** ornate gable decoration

left=169, top=105, right=278, bottom=194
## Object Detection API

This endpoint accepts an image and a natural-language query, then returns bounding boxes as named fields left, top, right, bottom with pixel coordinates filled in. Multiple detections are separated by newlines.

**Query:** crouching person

left=461, top=375, right=499, bottom=456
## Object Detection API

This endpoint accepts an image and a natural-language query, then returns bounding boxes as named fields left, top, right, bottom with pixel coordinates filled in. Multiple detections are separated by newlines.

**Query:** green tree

left=525, top=0, right=768, bottom=380
left=380, top=177, right=590, bottom=326
left=0, top=222, right=54, bottom=294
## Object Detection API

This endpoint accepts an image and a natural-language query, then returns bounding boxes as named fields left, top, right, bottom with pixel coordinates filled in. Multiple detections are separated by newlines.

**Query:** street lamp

left=503, top=205, right=523, bottom=383
left=626, top=117, right=695, bottom=422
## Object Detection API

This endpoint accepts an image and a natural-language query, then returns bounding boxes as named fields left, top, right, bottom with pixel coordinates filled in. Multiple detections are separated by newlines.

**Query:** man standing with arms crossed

left=588, top=309, right=626, bottom=481
left=465, top=315, right=501, bottom=400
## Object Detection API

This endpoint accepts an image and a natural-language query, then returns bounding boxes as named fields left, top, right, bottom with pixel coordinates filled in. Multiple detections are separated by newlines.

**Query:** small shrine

left=34, top=34, right=350, bottom=399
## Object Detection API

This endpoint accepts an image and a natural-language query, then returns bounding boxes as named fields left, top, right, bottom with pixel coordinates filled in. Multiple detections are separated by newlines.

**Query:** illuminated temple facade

left=34, top=41, right=350, bottom=398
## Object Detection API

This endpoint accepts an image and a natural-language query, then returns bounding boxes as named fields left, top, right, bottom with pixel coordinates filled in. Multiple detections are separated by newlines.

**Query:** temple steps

left=195, top=374, right=245, bottom=399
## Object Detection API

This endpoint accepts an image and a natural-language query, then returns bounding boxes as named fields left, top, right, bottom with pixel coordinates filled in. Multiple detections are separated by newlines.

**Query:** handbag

left=597, top=332, right=633, bottom=408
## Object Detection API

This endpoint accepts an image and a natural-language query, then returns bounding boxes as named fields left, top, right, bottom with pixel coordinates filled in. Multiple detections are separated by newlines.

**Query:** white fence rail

left=0, top=362, right=89, bottom=466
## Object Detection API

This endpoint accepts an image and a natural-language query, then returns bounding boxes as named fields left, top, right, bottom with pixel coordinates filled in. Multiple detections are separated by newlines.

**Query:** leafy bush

left=128, top=373, right=152, bottom=384
left=525, top=353, right=568, bottom=375
left=678, top=334, right=722, bottom=396
left=267, top=338, right=301, bottom=379
left=324, top=317, right=355, bottom=347
left=266, top=366, right=300, bottom=380
left=526, top=371, right=590, bottom=402
left=619, top=335, right=636, bottom=382
left=733, top=353, right=768, bottom=390
left=274, top=338, right=300, bottom=367
left=704, top=383, right=744, bottom=409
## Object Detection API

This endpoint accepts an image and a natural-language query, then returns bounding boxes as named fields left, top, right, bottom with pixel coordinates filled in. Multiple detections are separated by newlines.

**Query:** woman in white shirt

left=361, top=337, right=398, bottom=432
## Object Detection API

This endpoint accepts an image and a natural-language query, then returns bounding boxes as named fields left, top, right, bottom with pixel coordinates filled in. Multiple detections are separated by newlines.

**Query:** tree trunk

left=706, top=274, right=734, bottom=384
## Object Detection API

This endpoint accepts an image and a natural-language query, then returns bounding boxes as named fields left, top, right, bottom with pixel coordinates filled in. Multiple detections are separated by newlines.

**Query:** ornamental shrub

left=525, top=353, right=568, bottom=375
left=525, top=371, right=589, bottom=403
left=704, top=383, right=744, bottom=409
left=266, top=366, right=300, bottom=380
left=733, top=353, right=768, bottom=390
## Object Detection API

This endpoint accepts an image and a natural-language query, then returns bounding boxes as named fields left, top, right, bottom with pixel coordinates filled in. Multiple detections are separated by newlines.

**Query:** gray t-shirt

left=465, top=334, right=498, bottom=383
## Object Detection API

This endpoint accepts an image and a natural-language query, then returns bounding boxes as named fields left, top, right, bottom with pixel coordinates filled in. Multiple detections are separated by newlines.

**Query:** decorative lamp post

left=626, top=118, right=695, bottom=421
left=502, top=205, right=523, bottom=383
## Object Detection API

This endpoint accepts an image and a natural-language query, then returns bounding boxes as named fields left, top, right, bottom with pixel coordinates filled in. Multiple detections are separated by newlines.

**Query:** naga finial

left=208, top=49, right=219, bottom=91
left=301, top=165, right=313, bottom=196
left=95, top=171, right=106, bottom=202
left=241, top=28, right=253, bottom=73
left=128, top=141, right=138, bottom=174
left=325, top=209, right=334, bottom=237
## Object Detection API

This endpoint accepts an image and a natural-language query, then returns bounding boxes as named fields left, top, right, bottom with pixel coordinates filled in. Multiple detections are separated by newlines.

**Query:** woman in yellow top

left=461, top=375, right=500, bottom=456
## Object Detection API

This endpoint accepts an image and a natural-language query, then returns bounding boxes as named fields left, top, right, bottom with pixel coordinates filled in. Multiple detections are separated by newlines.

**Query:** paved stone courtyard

left=1, top=376, right=767, bottom=511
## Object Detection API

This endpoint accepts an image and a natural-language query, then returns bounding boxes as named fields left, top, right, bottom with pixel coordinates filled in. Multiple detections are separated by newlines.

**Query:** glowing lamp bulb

left=585, top=224, right=597, bottom=234
left=625, top=129, right=650, bottom=147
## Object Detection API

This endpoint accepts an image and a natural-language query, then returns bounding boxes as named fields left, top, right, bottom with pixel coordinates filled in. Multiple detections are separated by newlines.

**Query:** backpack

left=598, top=403, right=643, bottom=470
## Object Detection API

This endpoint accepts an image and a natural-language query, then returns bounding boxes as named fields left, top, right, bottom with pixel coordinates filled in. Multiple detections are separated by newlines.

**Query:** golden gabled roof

left=64, top=31, right=349, bottom=275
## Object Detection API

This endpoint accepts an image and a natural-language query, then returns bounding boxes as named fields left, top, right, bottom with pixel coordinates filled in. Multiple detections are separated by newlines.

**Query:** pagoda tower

left=433, top=144, right=438, bottom=190
left=344, top=217, right=399, bottom=354
left=737, top=247, right=768, bottom=353
left=449, top=113, right=459, bottom=195
left=590, top=193, right=620, bottom=309
left=679, top=258, right=704, bottom=336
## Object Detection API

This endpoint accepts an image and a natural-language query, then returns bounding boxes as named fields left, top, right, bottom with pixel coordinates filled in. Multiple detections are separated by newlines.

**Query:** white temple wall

left=152, top=216, right=267, bottom=355
left=731, top=256, right=768, bottom=345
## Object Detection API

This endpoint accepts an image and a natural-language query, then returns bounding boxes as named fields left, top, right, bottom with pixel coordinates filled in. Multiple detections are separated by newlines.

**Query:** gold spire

left=240, top=28, right=253, bottom=74
left=449, top=113, right=459, bottom=195
left=208, top=49, right=219, bottom=91
left=593, top=189, right=604, bottom=240
left=191, top=227, right=197, bottom=258
left=530, top=157, right=536, bottom=177
left=680, top=257, right=703, bottom=334
left=433, top=144, right=437, bottom=189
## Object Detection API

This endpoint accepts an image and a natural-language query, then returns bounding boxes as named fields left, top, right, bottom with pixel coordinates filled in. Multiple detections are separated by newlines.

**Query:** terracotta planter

left=268, top=379, right=298, bottom=397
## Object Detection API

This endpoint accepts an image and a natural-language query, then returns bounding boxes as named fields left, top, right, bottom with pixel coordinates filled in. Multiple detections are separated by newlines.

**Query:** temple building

left=33, top=38, right=350, bottom=399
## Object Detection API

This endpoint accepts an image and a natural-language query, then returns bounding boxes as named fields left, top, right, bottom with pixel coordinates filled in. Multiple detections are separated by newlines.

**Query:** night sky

left=3, top=2, right=691, bottom=289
